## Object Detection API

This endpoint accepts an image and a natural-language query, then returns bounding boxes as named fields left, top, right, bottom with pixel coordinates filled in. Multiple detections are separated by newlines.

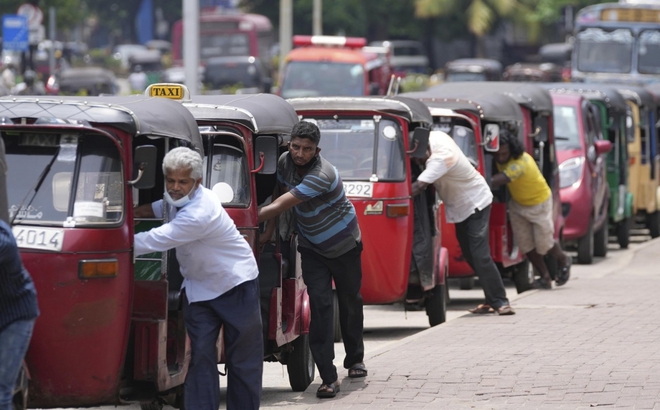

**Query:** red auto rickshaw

left=287, top=96, right=449, bottom=327
left=403, top=89, right=533, bottom=292
left=1, top=96, right=204, bottom=408
left=174, top=90, right=314, bottom=392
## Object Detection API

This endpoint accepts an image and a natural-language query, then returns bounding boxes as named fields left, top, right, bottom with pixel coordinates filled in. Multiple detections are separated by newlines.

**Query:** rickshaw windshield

left=315, top=118, right=405, bottom=181
left=202, top=141, right=250, bottom=207
left=3, top=132, right=123, bottom=226
left=445, top=72, right=487, bottom=82
left=638, top=30, right=660, bottom=74
left=431, top=119, right=478, bottom=165
left=553, top=106, right=582, bottom=150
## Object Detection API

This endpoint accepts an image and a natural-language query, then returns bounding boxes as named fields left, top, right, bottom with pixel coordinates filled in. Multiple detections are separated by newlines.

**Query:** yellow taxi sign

left=145, top=83, right=190, bottom=101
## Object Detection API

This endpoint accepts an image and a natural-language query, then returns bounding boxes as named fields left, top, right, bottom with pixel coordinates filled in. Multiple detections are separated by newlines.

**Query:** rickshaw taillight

left=386, top=204, right=410, bottom=218
left=79, top=259, right=119, bottom=279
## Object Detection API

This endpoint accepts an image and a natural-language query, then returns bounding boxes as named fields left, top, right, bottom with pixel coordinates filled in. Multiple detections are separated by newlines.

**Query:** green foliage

left=0, top=0, right=87, bottom=33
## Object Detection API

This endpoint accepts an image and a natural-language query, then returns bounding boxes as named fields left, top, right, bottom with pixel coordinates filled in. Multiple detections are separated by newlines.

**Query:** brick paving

left=282, top=238, right=660, bottom=409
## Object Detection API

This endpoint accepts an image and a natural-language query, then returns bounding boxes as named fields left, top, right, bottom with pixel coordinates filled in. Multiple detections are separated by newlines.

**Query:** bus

left=171, top=11, right=274, bottom=66
left=572, top=2, right=660, bottom=83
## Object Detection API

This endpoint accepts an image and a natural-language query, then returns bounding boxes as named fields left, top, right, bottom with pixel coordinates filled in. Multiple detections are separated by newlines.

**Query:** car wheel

left=617, top=217, right=631, bottom=249
left=287, top=333, right=315, bottom=392
left=647, top=211, right=660, bottom=238
left=593, top=217, right=609, bottom=257
left=425, top=283, right=448, bottom=326
left=459, top=277, right=474, bottom=290
left=577, top=219, right=594, bottom=264
left=513, top=259, right=535, bottom=294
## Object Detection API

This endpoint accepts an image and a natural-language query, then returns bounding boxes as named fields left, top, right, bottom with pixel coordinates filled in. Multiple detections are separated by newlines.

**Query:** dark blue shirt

left=277, top=152, right=360, bottom=258
left=0, top=220, right=39, bottom=332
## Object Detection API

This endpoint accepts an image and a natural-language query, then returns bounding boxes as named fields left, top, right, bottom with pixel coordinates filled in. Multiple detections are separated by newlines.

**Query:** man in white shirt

left=412, top=131, right=514, bottom=315
left=134, top=147, right=262, bottom=409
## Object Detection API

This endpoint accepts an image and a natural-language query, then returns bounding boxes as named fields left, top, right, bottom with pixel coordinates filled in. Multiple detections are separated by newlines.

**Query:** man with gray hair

left=134, top=146, right=262, bottom=410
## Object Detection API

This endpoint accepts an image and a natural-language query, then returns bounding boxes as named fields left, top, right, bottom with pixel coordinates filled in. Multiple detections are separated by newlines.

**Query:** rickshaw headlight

left=79, top=259, right=119, bottom=279
left=386, top=204, right=409, bottom=218
left=559, top=157, right=584, bottom=189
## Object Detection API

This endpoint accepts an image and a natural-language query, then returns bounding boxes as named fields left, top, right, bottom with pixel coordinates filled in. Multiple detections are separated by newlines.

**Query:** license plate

left=12, top=226, right=65, bottom=252
left=344, top=182, right=373, bottom=198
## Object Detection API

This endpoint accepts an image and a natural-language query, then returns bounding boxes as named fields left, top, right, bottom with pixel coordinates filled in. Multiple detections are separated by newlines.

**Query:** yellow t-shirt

left=496, top=152, right=551, bottom=206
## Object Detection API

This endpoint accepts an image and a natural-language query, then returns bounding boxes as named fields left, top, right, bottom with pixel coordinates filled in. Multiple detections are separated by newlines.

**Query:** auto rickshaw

left=544, top=83, right=634, bottom=249
left=287, top=96, right=449, bottom=327
left=615, top=85, right=660, bottom=238
left=427, top=82, right=566, bottom=282
left=0, top=95, right=206, bottom=408
left=403, top=88, right=536, bottom=293
left=144, top=84, right=314, bottom=391
left=503, top=63, right=563, bottom=82
left=129, top=50, right=164, bottom=86
left=444, top=58, right=503, bottom=82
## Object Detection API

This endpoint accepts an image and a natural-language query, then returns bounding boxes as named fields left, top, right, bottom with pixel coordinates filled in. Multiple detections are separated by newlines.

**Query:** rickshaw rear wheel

left=140, top=402, right=163, bottom=410
left=425, top=283, right=448, bottom=326
left=513, top=259, right=535, bottom=294
left=647, top=211, right=660, bottom=238
left=458, top=277, right=474, bottom=290
left=287, top=333, right=315, bottom=392
left=617, top=217, right=631, bottom=249
left=577, top=219, right=594, bottom=265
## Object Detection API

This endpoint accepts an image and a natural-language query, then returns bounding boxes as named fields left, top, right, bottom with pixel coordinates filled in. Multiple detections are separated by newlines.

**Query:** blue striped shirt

left=278, top=152, right=360, bottom=258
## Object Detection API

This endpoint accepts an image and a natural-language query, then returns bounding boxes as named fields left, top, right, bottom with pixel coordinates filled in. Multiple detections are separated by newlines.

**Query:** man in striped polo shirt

left=259, top=121, right=366, bottom=398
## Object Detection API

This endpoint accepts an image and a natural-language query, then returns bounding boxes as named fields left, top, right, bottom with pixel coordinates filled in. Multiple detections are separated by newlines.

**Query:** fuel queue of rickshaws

left=6, top=74, right=660, bottom=408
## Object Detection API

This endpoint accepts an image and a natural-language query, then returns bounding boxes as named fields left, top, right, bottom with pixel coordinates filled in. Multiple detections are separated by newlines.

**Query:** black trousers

left=455, top=205, right=510, bottom=309
left=299, top=242, right=365, bottom=384
left=183, top=278, right=263, bottom=410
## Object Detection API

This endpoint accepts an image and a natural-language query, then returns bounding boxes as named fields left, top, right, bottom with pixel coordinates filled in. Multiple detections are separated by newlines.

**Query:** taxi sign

left=146, top=83, right=190, bottom=101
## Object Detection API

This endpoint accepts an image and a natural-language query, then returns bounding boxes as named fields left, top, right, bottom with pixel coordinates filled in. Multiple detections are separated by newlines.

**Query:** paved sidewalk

left=277, top=239, right=660, bottom=409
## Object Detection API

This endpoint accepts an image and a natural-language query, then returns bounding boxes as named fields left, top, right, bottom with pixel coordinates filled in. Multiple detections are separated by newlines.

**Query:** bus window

left=638, top=30, right=660, bottom=74
left=576, top=28, right=633, bottom=73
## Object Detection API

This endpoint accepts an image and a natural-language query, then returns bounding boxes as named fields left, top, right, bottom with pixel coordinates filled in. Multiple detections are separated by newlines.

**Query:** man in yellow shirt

left=492, top=130, right=571, bottom=289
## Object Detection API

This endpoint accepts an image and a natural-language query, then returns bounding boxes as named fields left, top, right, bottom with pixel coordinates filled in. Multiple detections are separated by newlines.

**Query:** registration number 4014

left=12, top=226, right=65, bottom=252
left=343, top=182, right=373, bottom=198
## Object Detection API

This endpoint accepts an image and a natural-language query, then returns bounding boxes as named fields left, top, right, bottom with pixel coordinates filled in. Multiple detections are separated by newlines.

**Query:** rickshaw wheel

left=140, top=402, right=163, bottom=410
left=513, top=259, right=535, bottom=294
left=458, top=277, right=474, bottom=290
left=332, top=290, right=342, bottom=343
left=425, top=283, right=448, bottom=326
left=287, top=333, right=315, bottom=392
left=617, top=217, right=631, bottom=249
left=647, top=211, right=660, bottom=238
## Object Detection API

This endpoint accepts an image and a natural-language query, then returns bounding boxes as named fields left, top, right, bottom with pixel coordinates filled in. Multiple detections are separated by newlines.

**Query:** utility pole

left=183, top=0, right=199, bottom=95
left=313, top=0, right=322, bottom=36
left=279, top=0, right=293, bottom=76
left=48, top=7, right=55, bottom=76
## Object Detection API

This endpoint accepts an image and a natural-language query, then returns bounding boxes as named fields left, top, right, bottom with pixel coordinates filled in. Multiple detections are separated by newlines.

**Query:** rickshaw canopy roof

left=541, top=83, right=629, bottom=115
left=0, top=96, right=203, bottom=152
left=612, top=85, right=657, bottom=109
left=58, top=67, right=116, bottom=84
left=185, top=94, right=299, bottom=135
left=286, top=96, right=433, bottom=126
left=429, top=82, right=554, bottom=113
left=403, top=87, right=525, bottom=123
left=445, top=58, right=503, bottom=73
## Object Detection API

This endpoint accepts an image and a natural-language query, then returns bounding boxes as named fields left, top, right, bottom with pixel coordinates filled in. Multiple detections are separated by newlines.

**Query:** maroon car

left=552, top=93, right=612, bottom=264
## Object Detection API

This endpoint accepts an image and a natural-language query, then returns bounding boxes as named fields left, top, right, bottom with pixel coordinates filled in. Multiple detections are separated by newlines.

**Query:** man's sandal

left=468, top=304, right=494, bottom=314
left=348, top=362, right=368, bottom=378
left=317, top=380, right=340, bottom=398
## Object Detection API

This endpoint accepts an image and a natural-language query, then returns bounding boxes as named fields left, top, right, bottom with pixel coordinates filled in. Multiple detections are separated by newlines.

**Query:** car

left=551, top=92, right=612, bottom=263
left=203, top=55, right=272, bottom=94
left=369, top=40, right=430, bottom=74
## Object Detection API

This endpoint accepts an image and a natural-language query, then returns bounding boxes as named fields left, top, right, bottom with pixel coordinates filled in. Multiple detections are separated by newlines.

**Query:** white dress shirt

left=417, top=131, right=492, bottom=223
left=134, top=185, right=258, bottom=303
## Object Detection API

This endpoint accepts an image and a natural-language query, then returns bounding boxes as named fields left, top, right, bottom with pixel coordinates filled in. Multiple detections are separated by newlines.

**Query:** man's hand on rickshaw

left=411, top=180, right=429, bottom=197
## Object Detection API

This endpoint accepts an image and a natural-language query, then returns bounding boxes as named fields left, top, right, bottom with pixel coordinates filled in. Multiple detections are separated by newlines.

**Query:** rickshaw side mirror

left=254, top=136, right=278, bottom=174
left=130, top=145, right=157, bottom=189
left=594, top=139, right=612, bottom=155
left=625, top=115, right=635, bottom=143
left=484, top=124, right=500, bottom=152
left=532, top=116, right=549, bottom=142
left=408, top=128, right=430, bottom=159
